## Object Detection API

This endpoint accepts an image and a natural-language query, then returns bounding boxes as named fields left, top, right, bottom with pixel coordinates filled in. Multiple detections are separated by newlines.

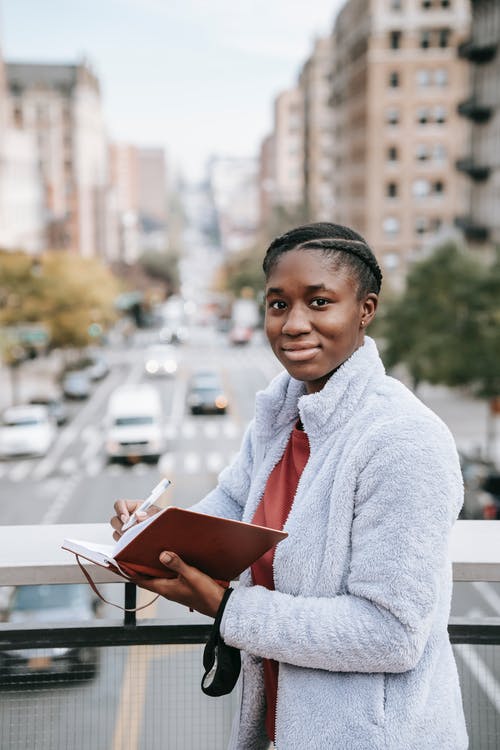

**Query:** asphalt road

left=0, top=326, right=499, bottom=749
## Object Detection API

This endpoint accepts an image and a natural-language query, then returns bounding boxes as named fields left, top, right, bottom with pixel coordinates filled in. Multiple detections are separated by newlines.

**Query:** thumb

left=159, top=550, right=181, bottom=570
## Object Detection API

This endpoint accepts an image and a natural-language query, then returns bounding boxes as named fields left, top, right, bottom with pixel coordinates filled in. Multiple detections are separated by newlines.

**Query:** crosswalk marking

left=0, top=418, right=245, bottom=482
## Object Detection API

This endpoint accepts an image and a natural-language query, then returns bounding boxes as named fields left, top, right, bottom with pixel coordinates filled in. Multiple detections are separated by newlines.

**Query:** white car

left=0, top=405, right=56, bottom=458
left=144, top=345, right=178, bottom=376
left=104, top=384, right=164, bottom=463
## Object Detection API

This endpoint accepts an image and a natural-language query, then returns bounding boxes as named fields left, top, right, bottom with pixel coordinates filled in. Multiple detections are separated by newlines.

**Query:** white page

left=112, top=506, right=168, bottom=555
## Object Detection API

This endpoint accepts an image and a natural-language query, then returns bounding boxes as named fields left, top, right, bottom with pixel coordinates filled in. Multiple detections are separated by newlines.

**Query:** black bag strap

left=201, top=587, right=241, bottom=697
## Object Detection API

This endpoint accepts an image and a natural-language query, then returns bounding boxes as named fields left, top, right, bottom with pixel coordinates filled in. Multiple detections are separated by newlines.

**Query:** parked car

left=62, top=370, right=92, bottom=400
left=144, top=345, right=178, bottom=376
left=459, top=451, right=500, bottom=520
left=186, top=371, right=228, bottom=415
left=104, top=383, right=164, bottom=463
left=86, top=354, right=109, bottom=381
left=29, top=396, right=68, bottom=426
left=228, top=325, right=253, bottom=346
left=0, top=405, right=56, bottom=458
left=0, top=584, right=100, bottom=682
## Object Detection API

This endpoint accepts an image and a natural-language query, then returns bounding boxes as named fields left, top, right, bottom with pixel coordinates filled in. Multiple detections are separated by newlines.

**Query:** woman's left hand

left=132, top=551, right=226, bottom=618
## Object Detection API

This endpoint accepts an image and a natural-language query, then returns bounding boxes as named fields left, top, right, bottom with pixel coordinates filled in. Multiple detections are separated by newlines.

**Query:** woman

left=111, top=222, right=468, bottom=749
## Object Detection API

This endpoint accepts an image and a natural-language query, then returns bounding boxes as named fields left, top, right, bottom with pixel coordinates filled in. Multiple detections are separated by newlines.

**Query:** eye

left=310, top=298, right=330, bottom=308
left=268, top=300, right=287, bottom=310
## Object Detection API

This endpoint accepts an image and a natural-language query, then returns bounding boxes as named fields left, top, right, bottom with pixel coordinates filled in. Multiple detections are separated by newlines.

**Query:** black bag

left=201, top=587, right=241, bottom=697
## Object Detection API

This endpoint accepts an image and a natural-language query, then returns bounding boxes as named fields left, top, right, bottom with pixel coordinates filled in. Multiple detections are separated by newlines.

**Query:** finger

left=159, top=550, right=186, bottom=573
left=113, top=499, right=142, bottom=519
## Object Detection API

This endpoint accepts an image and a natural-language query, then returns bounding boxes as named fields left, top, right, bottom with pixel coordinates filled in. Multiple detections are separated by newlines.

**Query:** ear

left=360, top=293, right=378, bottom=328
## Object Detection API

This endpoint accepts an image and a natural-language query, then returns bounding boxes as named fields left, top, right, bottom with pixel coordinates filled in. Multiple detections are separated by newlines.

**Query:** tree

left=214, top=245, right=265, bottom=300
left=137, top=249, right=180, bottom=293
left=0, top=249, right=120, bottom=353
left=381, top=241, right=500, bottom=456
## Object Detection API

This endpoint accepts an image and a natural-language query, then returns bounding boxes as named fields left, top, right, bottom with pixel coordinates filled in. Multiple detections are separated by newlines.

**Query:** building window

left=421, top=0, right=432, bottom=8
left=420, top=31, right=431, bottom=49
left=434, top=180, right=444, bottom=194
left=387, top=182, right=398, bottom=198
left=415, top=217, right=428, bottom=234
left=441, top=0, right=450, bottom=7
left=439, top=29, right=450, bottom=48
left=416, top=69, right=431, bottom=87
left=416, top=144, right=429, bottom=161
left=417, top=108, right=430, bottom=125
left=412, top=179, right=431, bottom=197
left=390, top=0, right=402, bottom=9
left=390, top=30, right=402, bottom=49
left=387, top=145, right=398, bottom=161
left=434, top=106, right=446, bottom=124
left=433, top=144, right=447, bottom=161
left=389, top=71, right=400, bottom=87
left=386, top=108, right=400, bottom=125
left=434, top=68, right=448, bottom=86
left=383, top=217, right=400, bottom=235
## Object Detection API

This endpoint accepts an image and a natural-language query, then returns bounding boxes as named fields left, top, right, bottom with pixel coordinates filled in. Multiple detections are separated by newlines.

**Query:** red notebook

left=62, top=506, right=288, bottom=582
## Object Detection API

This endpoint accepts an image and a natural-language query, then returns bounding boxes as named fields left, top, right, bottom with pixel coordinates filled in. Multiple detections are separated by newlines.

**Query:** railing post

left=124, top=582, right=137, bottom=626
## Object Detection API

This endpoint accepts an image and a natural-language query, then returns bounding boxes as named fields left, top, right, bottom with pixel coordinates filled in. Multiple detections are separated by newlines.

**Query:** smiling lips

left=281, top=344, right=321, bottom=362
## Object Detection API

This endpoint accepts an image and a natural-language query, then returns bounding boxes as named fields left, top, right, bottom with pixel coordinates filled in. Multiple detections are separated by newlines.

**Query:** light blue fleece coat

left=192, top=337, right=468, bottom=749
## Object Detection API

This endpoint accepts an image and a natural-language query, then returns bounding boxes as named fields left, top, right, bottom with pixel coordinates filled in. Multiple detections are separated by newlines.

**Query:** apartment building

left=455, top=0, right=500, bottom=247
left=330, top=0, right=470, bottom=288
left=208, top=156, right=260, bottom=254
left=6, top=60, right=110, bottom=258
left=299, top=36, right=335, bottom=222
left=0, top=52, right=44, bottom=253
left=272, top=87, right=305, bottom=212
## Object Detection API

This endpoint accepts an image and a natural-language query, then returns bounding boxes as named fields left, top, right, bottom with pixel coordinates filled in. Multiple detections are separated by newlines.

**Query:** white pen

left=121, top=477, right=171, bottom=531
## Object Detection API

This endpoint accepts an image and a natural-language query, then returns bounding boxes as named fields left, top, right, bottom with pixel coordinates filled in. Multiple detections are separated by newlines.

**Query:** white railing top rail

left=0, top=520, right=498, bottom=586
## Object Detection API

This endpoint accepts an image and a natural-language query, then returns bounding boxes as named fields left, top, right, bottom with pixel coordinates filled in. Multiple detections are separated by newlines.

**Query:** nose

left=281, top=303, right=312, bottom=336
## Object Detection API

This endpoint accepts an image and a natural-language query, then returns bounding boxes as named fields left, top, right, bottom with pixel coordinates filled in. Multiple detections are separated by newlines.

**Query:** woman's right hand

left=110, top=499, right=161, bottom=541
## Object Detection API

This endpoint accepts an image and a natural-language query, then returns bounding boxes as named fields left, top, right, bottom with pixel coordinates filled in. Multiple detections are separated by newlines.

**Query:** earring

left=360, top=320, right=365, bottom=327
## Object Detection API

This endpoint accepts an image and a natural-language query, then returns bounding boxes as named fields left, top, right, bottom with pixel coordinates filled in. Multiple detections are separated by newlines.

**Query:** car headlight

left=106, top=441, right=119, bottom=453
left=163, top=360, right=177, bottom=374
left=146, top=360, right=159, bottom=374
left=215, top=395, right=228, bottom=409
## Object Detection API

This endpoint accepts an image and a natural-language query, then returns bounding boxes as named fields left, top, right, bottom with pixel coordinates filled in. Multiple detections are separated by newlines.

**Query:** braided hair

left=263, top=222, right=382, bottom=299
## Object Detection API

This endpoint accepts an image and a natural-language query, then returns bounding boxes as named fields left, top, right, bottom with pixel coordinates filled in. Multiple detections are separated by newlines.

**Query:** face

left=265, top=249, right=378, bottom=394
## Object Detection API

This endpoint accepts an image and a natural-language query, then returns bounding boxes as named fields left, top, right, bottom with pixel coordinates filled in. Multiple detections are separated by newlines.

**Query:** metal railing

left=0, top=520, right=499, bottom=749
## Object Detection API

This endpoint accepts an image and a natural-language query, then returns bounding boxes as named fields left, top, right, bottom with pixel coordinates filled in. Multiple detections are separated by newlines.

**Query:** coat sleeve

left=220, top=418, right=463, bottom=674
left=188, top=421, right=256, bottom=521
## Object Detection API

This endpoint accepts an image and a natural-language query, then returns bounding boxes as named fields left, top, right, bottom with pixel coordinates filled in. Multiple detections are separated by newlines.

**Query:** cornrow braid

left=263, top=222, right=382, bottom=298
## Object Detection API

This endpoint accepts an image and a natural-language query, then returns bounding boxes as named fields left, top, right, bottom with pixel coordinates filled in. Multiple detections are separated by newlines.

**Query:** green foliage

left=0, top=249, right=120, bottom=354
left=381, top=242, right=500, bottom=397
left=215, top=246, right=265, bottom=299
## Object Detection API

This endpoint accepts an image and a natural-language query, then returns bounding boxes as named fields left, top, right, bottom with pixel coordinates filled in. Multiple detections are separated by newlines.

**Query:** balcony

left=459, top=39, right=498, bottom=64
left=455, top=216, right=490, bottom=242
left=456, top=158, right=491, bottom=182
left=457, top=98, right=493, bottom=123
left=0, top=521, right=500, bottom=748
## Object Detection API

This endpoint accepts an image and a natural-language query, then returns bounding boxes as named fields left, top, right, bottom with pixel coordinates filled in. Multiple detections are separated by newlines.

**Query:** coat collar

left=254, top=337, right=385, bottom=445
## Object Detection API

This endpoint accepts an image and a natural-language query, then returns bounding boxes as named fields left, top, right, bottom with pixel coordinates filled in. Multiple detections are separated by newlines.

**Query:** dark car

left=29, top=396, right=68, bottom=426
left=62, top=370, right=92, bottom=400
left=459, top=451, right=500, bottom=520
left=186, top=371, right=228, bottom=415
left=0, top=584, right=100, bottom=683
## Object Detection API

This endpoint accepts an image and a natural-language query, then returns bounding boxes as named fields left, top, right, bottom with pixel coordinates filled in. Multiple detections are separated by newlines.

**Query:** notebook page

left=112, top=507, right=167, bottom=555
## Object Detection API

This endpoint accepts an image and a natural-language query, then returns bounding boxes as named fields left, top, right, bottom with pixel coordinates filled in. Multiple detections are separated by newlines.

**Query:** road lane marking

left=471, top=581, right=500, bottom=615
left=60, top=456, right=78, bottom=475
left=184, top=452, right=200, bottom=474
left=182, top=422, right=196, bottom=439
left=8, top=461, right=33, bottom=482
left=206, top=452, right=224, bottom=473
left=41, top=474, right=81, bottom=524
left=112, top=589, right=158, bottom=750
left=455, top=608, right=500, bottom=714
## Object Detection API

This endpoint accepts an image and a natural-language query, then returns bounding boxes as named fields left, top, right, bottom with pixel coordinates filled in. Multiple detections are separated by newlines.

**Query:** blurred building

left=455, top=0, right=500, bottom=247
left=208, top=156, right=260, bottom=254
left=272, top=87, right=305, bottom=212
left=0, top=52, right=44, bottom=253
left=299, top=36, right=335, bottom=221
left=109, top=144, right=168, bottom=263
left=329, top=0, right=471, bottom=288
left=6, top=60, right=110, bottom=259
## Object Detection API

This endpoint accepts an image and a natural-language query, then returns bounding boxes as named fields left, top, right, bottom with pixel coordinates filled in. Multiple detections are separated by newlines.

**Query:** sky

left=1, top=0, right=344, bottom=180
